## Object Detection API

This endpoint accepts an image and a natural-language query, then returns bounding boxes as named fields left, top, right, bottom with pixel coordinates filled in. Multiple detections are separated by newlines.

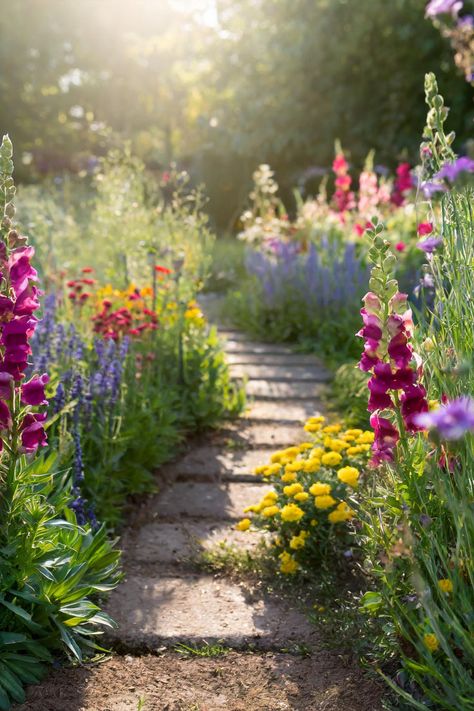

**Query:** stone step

left=243, top=399, right=323, bottom=422
left=230, top=364, right=331, bottom=382
left=170, top=446, right=274, bottom=481
left=124, top=520, right=265, bottom=565
left=224, top=340, right=296, bottom=355
left=246, top=380, right=328, bottom=400
left=218, top=330, right=250, bottom=342
left=217, top=423, right=305, bottom=449
left=152, top=481, right=271, bottom=521
left=106, top=574, right=318, bottom=651
left=226, top=352, right=324, bottom=366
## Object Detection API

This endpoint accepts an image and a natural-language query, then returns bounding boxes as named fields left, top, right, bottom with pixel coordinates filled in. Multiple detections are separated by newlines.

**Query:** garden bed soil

left=16, top=651, right=384, bottom=711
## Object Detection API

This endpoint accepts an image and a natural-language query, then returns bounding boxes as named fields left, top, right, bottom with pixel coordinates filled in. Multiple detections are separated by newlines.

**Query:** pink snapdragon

left=358, top=224, right=428, bottom=464
left=332, top=149, right=355, bottom=215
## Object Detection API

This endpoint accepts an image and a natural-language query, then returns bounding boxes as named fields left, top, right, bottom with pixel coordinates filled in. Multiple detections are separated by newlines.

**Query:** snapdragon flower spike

left=0, top=135, right=48, bottom=455
left=358, top=220, right=428, bottom=464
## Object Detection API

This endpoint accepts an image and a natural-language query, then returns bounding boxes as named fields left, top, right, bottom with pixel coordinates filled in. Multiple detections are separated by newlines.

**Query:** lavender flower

left=415, top=396, right=474, bottom=439
left=420, top=180, right=447, bottom=198
left=425, top=0, right=463, bottom=18
left=434, top=156, right=474, bottom=182
left=417, top=236, right=443, bottom=253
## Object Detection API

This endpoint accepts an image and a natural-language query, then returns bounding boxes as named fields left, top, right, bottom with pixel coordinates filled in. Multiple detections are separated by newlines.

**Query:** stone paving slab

left=226, top=352, right=324, bottom=366
left=217, top=422, right=305, bottom=448
left=106, top=574, right=318, bottom=650
left=171, top=446, right=273, bottom=480
left=127, top=521, right=264, bottom=564
left=225, top=340, right=296, bottom=355
left=246, top=380, right=328, bottom=400
left=230, top=364, right=331, bottom=382
left=219, top=330, right=250, bottom=342
left=244, top=399, right=323, bottom=422
left=152, top=481, right=271, bottom=520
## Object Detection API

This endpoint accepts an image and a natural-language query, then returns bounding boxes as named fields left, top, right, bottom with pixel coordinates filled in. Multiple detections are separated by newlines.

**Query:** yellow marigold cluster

left=240, top=415, right=373, bottom=573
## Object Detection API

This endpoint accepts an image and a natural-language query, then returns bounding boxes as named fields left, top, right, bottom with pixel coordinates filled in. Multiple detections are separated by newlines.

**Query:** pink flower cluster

left=332, top=153, right=355, bottom=215
left=391, top=163, right=413, bottom=206
left=0, top=239, right=49, bottom=453
left=358, top=290, right=428, bottom=464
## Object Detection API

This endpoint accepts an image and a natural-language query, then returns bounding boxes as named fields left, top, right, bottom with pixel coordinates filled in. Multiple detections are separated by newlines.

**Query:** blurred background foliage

left=1, top=0, right=472, bottom=230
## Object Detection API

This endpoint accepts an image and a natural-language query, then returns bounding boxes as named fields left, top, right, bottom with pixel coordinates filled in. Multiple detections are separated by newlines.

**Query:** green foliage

left=0, top=453, right=120, bottom=708
left=332, top=363, right=370, bottom=428
left=356, top=79, right=474, bottom=709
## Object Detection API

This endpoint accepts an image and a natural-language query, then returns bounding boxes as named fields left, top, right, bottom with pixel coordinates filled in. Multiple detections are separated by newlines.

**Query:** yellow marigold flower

left=235, top=518, right=251, bottom=531
left=337, top=466, right=360, bottom=488
left=299, top=442, right=313, bottom=451
left=294, top=492, right=309, bottom=502
left=283, top=447, right=300, bottom=457
left=347, top=446, right=362, bottom=455
left=438, top=579, right=453, bottom=594
left=328, top=510, right=348, bottom=523
left=281, top=503, right=305, bottom=522
left=314, top=495, right=337, bottom=510
left=285, top=462, right=303, bottom=473
left=279, top=551, right=299, bottom=574
left=346, top=429, right=363, bottom=437
left=266, top=463, right=282, bottom=476
left=310, top=518, right=317, bottom=526
left=357, top=431, right=375, bottom=444
left=310, top=447, right=324, bottom=458
left=281, top=472, right=297, bottom=483
left=271, top=451, right=284, bottom=463
left=304, top=459, right=321, bottom=474
left=264, top=491, right=278, bottom=501
left=262, top=505, right=280, bottom=517
left=341, top=433, right=356, bottom=442
left=243, top=505, right=259, bottom=513
left=321, top=452, right=342, bottom=467
left=304, top=423, right=322, bottom=433
left=289, top=533, right=307, bottom=550
left=254, top=465, right=268, bottom=476
left=424, top=633, right=439, bottom=652
left=309, top=482, right=331, bottom=496
left=306, top=415, right=325, bottom=425
left=359, top=444, right=371, bottom=452
left=329, top=439, right=349, bottom=453
left=283, top=483, right=304, bottom=497
left=322, top=424, right=342, bottom=434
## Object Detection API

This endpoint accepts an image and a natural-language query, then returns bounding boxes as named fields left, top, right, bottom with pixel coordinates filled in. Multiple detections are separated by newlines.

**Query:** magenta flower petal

left=21, top=373, right=49, bottom=406
left=0, top=372, right=13, bottom=400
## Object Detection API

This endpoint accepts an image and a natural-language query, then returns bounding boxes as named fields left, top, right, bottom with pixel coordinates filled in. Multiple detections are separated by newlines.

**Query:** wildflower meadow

left=0, top=1, right=473, bottom=709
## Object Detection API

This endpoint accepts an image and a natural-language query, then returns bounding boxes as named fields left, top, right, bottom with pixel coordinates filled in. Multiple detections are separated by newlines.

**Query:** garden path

left=16, top=326, right=383, bottom=711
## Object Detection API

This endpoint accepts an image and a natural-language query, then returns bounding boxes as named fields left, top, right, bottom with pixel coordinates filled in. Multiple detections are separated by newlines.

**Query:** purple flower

left=434, top=156, right=474, bottom=182
left=425, top=0, right=463, bottom=18
left=415, top=396, right=474, bottom=439
left=420, top=180, right=446, bottom=199
left=417, top=236, right=443, bottom=253
left=458, top=14, right=473, bottom=26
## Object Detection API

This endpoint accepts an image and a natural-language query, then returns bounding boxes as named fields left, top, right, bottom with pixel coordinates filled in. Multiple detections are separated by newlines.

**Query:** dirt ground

left=15, top=652, right=384, bottom=711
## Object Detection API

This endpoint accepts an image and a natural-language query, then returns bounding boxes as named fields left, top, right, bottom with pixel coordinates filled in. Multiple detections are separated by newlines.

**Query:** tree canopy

left=0, top=0, right=471, bottom=227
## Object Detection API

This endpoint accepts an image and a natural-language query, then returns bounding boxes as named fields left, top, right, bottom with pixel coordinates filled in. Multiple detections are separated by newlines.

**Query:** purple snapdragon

left=415, top=397, right=474, bottom=439
left=426, top=0, right=463, bottom=18
left=434, top=156, right=474, bottom=182
left=417, top=236, right=443, bottom=253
